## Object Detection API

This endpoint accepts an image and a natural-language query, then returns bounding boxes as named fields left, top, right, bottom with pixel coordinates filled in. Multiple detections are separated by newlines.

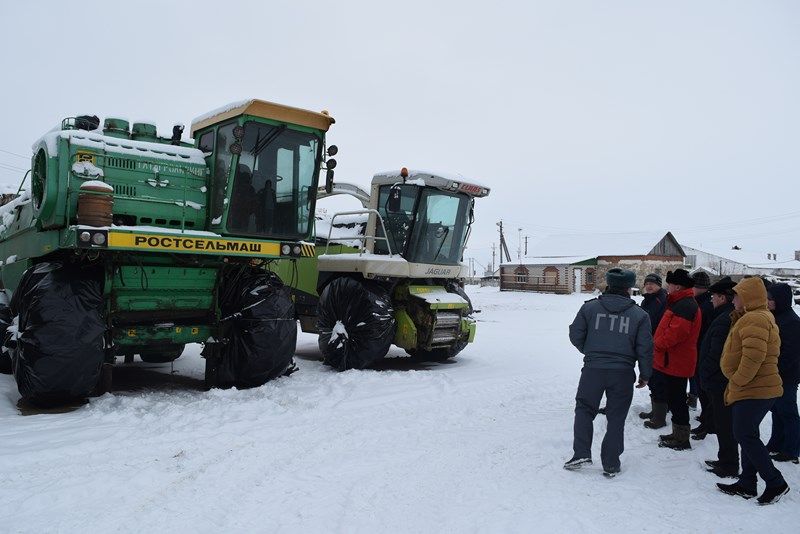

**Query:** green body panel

left=463, top=317, right=477, bottom=343
left=112, top=266, right=216, bottom=312
left=393, top=308, right=418, bottom=349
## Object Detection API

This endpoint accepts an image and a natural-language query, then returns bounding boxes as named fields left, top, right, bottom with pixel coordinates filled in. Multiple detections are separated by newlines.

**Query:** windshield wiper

left=432, top=226, right=450, bottom=262
left=251, top=124, right=287, bottom=157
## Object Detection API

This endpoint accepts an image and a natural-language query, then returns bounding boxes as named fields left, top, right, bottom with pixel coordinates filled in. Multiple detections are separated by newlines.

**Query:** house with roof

left=499, top=231, right=685, bottom=293
left=682, top=244, right=800, bottom=277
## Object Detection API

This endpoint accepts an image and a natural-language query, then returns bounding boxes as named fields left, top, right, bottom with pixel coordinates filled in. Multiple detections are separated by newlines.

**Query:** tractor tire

left=139, top=345, right=185, bottom=363
left=215, top=267, right=297, bottom=389
left=317, top=277, right=396, bottom=370
left=10, top=263, right=105, bottom=407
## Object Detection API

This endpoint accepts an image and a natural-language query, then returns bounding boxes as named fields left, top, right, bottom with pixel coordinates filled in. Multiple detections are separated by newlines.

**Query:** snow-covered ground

left=0, top=287, right=797, bottom=533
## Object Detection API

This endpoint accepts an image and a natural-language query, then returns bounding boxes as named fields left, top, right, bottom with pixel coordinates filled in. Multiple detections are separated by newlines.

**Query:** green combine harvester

left=306, top=168, right=490, bottom=370
left=0, top=99, right=337, bottom=405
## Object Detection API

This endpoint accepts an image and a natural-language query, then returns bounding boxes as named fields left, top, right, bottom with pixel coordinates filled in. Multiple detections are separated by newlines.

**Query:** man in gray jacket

left=564, top=268, right=653, bottom=477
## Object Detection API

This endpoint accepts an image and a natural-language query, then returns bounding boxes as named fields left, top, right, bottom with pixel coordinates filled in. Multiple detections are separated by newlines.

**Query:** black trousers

left=732, top=398, right=785, bottom=489
left=698, top=388, right=715, bottom=430
left=573, top=368, right=635, bottom=470
left=649, top=369, right=666, bottom=402
left=709, top=388, right=738, bottom=469
left=658, top=371, right=689, bottom=426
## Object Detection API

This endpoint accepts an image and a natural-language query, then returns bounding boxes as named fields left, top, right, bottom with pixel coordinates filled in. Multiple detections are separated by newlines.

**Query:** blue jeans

left=732, top=398, right=786, bottom=490
left=766, top=381, right=800, bottom=458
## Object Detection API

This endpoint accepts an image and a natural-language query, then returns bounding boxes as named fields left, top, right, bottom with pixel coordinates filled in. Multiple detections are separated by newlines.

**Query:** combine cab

left=313, top=168, right=489, bottom=370
left=0, top=99, right=336, bottom=405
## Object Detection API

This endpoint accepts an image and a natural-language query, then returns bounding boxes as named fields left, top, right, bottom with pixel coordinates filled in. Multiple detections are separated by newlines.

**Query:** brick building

left=500, top=231, right=685, bottom=293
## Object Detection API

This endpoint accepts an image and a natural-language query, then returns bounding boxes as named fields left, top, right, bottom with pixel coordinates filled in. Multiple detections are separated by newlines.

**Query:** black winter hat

left=606, top=268, right=636, bottom=290
left=666, top=269, right=695, bottom=288
left=708, top=276, right=736, bottom=296
left=644, top=273, right=662, bottom=287
left=691, top=271, right=710, bottom=289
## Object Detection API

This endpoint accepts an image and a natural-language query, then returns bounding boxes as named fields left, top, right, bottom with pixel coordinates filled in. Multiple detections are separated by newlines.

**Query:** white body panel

left=318, top=253, right=464, bottom=279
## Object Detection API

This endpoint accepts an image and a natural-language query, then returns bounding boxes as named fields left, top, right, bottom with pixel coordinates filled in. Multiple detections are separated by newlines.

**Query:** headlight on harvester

left=77, top=229, right=108, bottom=249
left=293, top=245, right=301, bottom=255
left=281, top=244, right=291, bottom=255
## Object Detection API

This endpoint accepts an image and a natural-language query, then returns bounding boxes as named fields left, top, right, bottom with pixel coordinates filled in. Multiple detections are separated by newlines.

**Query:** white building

left=682, top=244, right=800, bottom=277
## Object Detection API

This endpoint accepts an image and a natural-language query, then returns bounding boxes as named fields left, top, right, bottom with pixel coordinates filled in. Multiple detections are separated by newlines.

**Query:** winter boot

left=687, top=393, right=698, bottom=410
left=638, top=395, right=654, bottom=420
left=658, top=424, right=691, bottom=450
left=757, top=482, right=790, bottom=505
left=603, top=466, right=621, bottom=478
left=770, top=453, right=800, bottom=464
left=717, top=482, right=757, bottom=499
left=707, top=464, right=739, bottom=479
left=643, top=402, right=668, bottom=429
left=563, top=456, right=592, bottom=471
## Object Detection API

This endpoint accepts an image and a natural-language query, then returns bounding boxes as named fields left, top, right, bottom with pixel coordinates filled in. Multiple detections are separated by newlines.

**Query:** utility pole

left=491, top=243, right=496, bottom=274
left=517, top=228, right=522, bottom=262
left=524, top=235, right=528, bottom=256
left=496, top=220, right=512, bottom=264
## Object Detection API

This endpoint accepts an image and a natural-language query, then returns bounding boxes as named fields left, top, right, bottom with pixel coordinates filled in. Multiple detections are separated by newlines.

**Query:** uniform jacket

left=569, top=292, right=654, bottom=380
left=698, top=302, right=735, bottom=393
left=640, top=288, right=667, bottom=334
left=769, top=283, right=800, bottom=385
left=721, top=277, right=783, bottom=405
left=653, top=288, right=702, bottom=378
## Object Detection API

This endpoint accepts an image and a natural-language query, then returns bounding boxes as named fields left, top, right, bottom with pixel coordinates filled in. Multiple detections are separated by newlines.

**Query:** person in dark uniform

left=565, top=269, right=653, bottom=477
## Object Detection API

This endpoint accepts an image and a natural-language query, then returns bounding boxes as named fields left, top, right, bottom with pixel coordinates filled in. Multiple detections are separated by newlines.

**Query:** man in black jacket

left=691, top=271, right=716, bottom=437
left=565, top=269, right=653, bottom=477
left=766, top=283, right=800, bottom=463
left=698, top=276, right=738, bottom=477
left=639, top=273, right=667, bottom=422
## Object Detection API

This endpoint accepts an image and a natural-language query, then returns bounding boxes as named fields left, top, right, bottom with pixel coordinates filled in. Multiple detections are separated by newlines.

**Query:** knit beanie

left=644, top=273, right=662, bottom=287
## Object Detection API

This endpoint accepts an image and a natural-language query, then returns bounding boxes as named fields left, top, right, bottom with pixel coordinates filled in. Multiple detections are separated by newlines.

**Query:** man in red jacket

left=651, top=269, right=703, bottom=450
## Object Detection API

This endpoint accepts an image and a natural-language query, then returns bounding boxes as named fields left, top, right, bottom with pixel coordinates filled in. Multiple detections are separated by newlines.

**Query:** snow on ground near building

left=0, top=288, right=797, bottom=533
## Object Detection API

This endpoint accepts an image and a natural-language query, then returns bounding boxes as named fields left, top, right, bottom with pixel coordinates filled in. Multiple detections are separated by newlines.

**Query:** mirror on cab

left=387, top=186, right=402, bottom=213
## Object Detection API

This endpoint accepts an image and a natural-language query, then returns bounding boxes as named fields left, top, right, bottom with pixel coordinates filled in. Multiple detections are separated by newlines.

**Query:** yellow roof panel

left=191, top=99, right=335, bottom=135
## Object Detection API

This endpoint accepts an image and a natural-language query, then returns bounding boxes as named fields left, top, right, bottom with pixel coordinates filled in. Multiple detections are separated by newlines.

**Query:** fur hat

left=692, top=271, right=711, bottom=289
left=606, top=268, right=636, bottom=290
left=708, top=276, right=736, bottom=296
left=644, top=273, right=662, bottom=287
left=666, top=269, right=694, bottom=288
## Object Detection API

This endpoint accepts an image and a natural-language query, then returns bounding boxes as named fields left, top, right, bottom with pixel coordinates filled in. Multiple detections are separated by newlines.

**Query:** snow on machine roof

left=371, top=169, right=490, bottom=198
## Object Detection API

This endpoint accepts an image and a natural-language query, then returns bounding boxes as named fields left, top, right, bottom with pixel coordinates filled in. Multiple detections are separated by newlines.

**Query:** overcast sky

left=1, top=1, right=798, bottom=271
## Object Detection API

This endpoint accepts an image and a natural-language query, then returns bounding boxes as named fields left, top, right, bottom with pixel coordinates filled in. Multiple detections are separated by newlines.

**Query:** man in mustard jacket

left=717, top=277, right=789, bottom=505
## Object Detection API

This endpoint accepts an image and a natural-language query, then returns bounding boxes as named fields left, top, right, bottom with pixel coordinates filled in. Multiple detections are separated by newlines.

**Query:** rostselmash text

left=132, top=235, right=262, bottom=253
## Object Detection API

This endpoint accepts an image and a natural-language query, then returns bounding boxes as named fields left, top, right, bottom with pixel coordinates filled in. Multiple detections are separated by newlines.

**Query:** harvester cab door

left=375, top=184, right=418, bottom=257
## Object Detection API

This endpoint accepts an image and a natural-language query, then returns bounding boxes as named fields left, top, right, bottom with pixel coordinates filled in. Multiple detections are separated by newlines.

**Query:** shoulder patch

left=671, top=297, right=698, bottom=322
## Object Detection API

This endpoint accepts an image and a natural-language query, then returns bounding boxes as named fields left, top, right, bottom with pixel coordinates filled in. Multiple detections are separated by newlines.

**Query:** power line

left=0, top=148, right=29, bottom=160
left=0, top=163, right=27, bottom=173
